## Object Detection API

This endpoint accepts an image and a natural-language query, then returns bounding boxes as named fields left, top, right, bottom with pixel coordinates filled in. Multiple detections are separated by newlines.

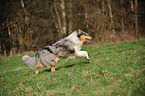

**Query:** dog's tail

left=22, top=55, right=36, bottom=68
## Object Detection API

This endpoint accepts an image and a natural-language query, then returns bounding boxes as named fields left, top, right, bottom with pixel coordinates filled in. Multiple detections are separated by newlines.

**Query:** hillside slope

left=0, top=39, right=145, bottom=96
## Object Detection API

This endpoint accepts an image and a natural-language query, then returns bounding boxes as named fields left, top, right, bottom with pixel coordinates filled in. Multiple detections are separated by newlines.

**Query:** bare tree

left=120, top=0, right=125, bottom=33
left=134, top=0, right=139, bottom=38
left=67, top=0, right=73, bottom=35
left=107, top=0, right=115, bottom=35
left=54, top=0, right=62, bottom=36
left=61, top=0, right=67, bottom=36
left=7, top=17, right=16, bottom=56
left=130, top=0, right=139, bottom=38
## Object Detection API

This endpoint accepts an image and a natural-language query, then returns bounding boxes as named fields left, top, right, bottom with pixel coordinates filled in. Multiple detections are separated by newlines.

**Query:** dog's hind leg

left=35, top=67, right=40, bottom=74
left=55, top=56, right=60, bottom=63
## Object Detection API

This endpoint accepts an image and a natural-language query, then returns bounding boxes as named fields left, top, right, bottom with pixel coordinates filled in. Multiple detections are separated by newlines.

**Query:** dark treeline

left=0, top=0, right=145, bottom=56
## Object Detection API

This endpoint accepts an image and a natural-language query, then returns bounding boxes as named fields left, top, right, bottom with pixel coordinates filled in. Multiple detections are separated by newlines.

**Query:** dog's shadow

left=43, top=61, right=90, bottom=73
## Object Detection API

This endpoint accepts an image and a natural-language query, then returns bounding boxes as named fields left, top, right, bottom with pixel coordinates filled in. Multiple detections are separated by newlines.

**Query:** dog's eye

left=81, top=32, right=87, bottom=36
left=79, top=31, right=88, bottom=36
left=84, top=33, right=88, bottom=36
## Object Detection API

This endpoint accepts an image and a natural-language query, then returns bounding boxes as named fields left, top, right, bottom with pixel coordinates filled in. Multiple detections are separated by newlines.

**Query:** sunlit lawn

left=0, top=39, right=145, bottom=96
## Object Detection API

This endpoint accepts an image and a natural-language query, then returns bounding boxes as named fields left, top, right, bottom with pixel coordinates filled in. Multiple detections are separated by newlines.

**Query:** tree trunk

left=130, top=0, right=135, bottom=35
left=67, top=0, right=73, bottom=35
left=85, top=11, right=89, bottom=29
left=7, top=18, right=16, bottom=56
left=131, top=0, right=135, bottom=20
left=101, top=0, right=105, bottom=33
left=107, top=0, right=115, bottom=35
left=61, top=0, right=67, bottom=36
left=134, top=0, right=139, bottom=38
left=54, top=1, right=62, bottom=36
left=120, top=0, right=125, bottom=33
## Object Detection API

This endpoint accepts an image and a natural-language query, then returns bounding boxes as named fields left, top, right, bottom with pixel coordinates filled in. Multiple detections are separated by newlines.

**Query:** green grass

left=0, top=39, right=145, bottom=96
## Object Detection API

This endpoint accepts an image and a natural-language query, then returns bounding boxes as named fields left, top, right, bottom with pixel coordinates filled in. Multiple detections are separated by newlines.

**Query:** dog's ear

left=78, top=29, right=82, bottom=34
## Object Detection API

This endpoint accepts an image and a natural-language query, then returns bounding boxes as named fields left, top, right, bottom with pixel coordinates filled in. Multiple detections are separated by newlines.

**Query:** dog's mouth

left=85, top=38, right=90, bottom=42
left=80, top=35, right=92, bottom=42
left=85, top=36, right=92, bottom=42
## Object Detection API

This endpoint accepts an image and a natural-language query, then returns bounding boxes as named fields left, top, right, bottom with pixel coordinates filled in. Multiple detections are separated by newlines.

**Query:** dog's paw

left=87, top=58, right=90, bottom=61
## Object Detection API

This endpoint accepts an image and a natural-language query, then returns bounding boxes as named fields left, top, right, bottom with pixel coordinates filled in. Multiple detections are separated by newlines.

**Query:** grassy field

left=0, top=39, right=145, bottom=96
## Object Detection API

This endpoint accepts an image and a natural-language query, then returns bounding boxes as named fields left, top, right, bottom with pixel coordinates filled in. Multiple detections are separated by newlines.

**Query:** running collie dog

left=22, top=29, right=92, bottom=74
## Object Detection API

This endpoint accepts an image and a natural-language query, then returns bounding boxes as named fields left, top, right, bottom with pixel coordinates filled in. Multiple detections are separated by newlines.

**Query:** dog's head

left=77, top=29, right=92, bottom=42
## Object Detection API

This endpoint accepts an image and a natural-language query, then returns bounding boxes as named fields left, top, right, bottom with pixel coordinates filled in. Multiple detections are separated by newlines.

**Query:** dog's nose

left=89, top=36, right=93, bottom=40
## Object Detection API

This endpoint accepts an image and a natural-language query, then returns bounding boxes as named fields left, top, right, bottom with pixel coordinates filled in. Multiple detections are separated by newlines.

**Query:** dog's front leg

left=51, top=56, right=60, bottom=72
left=51, top=66, right=55, bottom=72
left=75, top=51, right=90, bottom=60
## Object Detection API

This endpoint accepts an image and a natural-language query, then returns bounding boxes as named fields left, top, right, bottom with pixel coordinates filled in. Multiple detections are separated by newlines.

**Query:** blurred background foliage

left=0, top=0, right=145, bottom=56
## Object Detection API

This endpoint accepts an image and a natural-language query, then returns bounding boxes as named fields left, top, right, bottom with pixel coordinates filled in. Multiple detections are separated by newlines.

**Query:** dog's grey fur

left=22, top=29, right=92, bottom=73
